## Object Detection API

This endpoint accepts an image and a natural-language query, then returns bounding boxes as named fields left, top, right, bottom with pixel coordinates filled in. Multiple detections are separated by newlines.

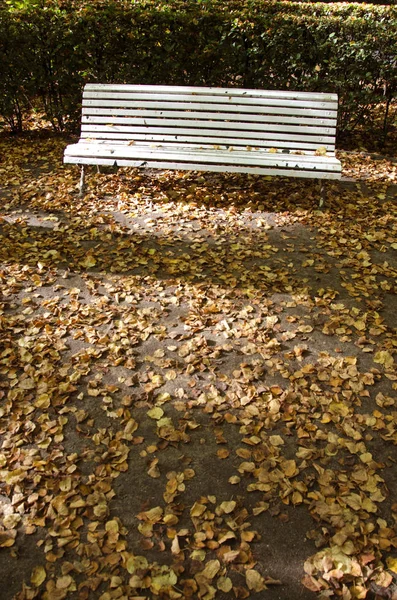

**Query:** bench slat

left=82, top=110, right=337, bottom=127
left=83, top=96, right=337, bottom=112
left=82, top=100, right=337, bottom=118
left=65, top=156, right=341, bottom=180
left=84, top=83, right=338, bottom=103
left=83, top=91, right=337, bottom=111
left=65, top=143, right=341, bottom=172
left=81, top=120, right=335, bottom=136
left=79, top=136, right=335, bottom=152
left=80, top=129, right=335, bottom=147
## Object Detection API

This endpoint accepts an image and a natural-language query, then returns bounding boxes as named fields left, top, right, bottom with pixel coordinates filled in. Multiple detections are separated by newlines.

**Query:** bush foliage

left=0, top=0, right=396, bottom=144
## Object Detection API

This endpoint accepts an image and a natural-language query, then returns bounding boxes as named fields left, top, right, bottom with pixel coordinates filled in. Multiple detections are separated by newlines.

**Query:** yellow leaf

left=238, top=461, right=255, bottom=473
left=297, top=325, right=314, bottom=333
left=5, top=469, right=25, bottom=485
left=241, top=531, right=256, bottom=542
left=31, top=566, right=46, bottom=587
left=269, top=435, right=284, bottom=446
left=217, top=576, right=233, bottom=592
left=219, top=500, right=236, bottom=514
left=223, top=549, right=240, bottom=563
left=56, top=575, right=73, bottom=590
left=34, top=393, right=50, bottom=408
left=191, top=549, right=206, bottom=561
left=345, top=493, right=362, bottom=510
left=105, top=519, right=119, bottom=533
left=360, top=452, right=373, bottom=464
left=246, top=569, right=266, bottom=592
left=387, top=557, right=397, bottom=573
left=155, top=392, right=171, bottom=404
left=200, top=559, right=221, bottom=579
left=80, top=253, right=96, bottom=268
left=243, top=435, right=261, bottom=445
left=151, top=568, right=177, bottom=592
left=228, top=475, right=241, bottom=484
left=361, top=497, right=377, bottom=513
left=374, top=351, right=394, bottom=369
left=124, top=419, right=138, bottom=435
left=3, top=513, right=21, bottom=529
left=190, top=502, right=207, bottom=517
left=147, top=458, right=161, bottom=478
left=315, top=146, right=327, bottom=156
left=126, top=555, right=149, bottom=574
left=218, top=531, right=236, bottom=544
left=59, top=477, right=72, bottom=492
left=0, top=531, right=15, bottom=547
left=283, top=459, right=298, bottom=477
left=147, top=406, right=164, bottom=420
left=138, top=506, right=163, bottom=523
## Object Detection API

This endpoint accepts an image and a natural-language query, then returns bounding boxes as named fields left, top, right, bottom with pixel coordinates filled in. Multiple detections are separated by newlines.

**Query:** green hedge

left=0, top=1, right=396, bottom=144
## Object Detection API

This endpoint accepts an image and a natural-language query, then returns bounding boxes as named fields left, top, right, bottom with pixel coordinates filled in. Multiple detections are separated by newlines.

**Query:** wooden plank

left=82, top=109, right=338, bottom=127
left=84, top=83, right=338, bottom=103
left=64, top=143, right=341, bottom=171
left=67, top=141, right=340, bottom=162
left=81, top=120, right=335, bottom=136
left=82, top=100, right=337, bottom=118
left=64, top=155, right=341, bottom=180
left=78, top=135, right=335, bottom=152
left=80, top=127, right=335, bottom=146
left=79, top=133, right=336, bottom=151
left=83, top=92, right=337, bottom=111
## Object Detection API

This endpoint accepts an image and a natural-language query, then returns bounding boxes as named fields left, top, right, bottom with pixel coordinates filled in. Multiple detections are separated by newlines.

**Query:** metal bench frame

left=64, top=84, right=341, bottom=205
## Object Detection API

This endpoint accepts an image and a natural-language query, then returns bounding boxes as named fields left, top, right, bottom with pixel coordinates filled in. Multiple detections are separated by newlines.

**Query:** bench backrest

left=81, top=84, right=338, bottom=154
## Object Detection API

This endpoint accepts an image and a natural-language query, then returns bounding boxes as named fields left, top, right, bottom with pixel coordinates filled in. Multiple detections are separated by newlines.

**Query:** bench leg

left=78, top=165, right=86, bottom=198
left=318, top=180, right=325, bottom=209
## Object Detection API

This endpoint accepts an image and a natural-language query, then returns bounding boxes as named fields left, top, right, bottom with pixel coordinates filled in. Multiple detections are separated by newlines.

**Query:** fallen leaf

left=246, top=569, right=267, bottom=592
left=31, top=566, right=46, bottom=587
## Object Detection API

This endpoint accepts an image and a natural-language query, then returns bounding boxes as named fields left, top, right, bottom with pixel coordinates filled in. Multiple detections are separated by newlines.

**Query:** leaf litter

left=0, top=136, right=396, bottom=599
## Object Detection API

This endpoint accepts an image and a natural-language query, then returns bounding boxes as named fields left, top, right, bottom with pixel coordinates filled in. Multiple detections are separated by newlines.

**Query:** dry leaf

left=31, top=566, right=46, bottom=587
left=246, top=569, right=267, bottom=592
left=147, top=406, right=164, bottom=420
left=218, top=500, right=236, bottom=514
left=217, top=576, right=233, bottom=592
left=315, top=146, right=327, bottom=156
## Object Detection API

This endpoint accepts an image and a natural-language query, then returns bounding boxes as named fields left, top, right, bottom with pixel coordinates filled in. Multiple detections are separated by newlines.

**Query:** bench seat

left=65, top=141, right=342, bottom=179
left=64, top=84, right=342, bottom=191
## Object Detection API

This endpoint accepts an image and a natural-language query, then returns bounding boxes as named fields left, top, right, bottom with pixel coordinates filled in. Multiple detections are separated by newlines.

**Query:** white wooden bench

left=64, top=84, right=341, bottom=204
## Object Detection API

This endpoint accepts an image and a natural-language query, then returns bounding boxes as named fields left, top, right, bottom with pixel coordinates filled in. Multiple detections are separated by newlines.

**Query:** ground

left=0, top=135, right=396, bottom=600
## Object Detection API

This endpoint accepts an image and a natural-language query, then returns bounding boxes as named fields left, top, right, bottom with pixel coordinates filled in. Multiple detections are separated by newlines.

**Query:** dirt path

left=0, top=136, right=396, bottom=599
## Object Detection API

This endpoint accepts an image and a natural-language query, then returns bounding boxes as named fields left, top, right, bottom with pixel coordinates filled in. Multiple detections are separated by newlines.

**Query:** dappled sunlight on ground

left=0, top=135, right=396, bottom=600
